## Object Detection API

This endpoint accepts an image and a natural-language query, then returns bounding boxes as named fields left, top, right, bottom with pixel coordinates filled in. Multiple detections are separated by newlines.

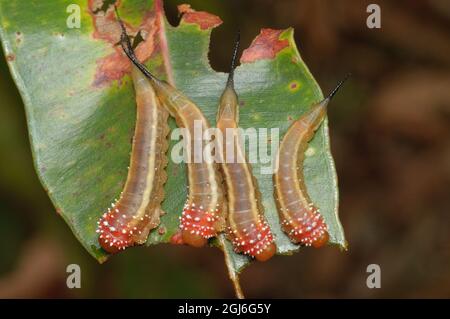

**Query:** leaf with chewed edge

left=0, top=0, right=346, bottom=294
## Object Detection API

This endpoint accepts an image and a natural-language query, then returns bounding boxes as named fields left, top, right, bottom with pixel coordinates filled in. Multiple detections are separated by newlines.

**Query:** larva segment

left=97, top=66, right=169, bottom=254
left=116, top=16, right=226, bottom=247
left=179, top=202, right=221, bottom=247
left=217, top=34, right=276, bottom=262
left=274, top=77, right=348, bottom=248
left=154, top=82, right=227, bottom=247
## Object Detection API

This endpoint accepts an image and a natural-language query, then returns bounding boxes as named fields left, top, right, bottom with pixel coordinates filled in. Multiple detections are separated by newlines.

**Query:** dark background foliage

left=0, top=0, right=449, bottom=298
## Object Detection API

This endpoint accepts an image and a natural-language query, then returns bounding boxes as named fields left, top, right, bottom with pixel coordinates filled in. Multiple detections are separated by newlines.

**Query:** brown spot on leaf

left=178, top=4, right=222, bottom=30
left=291, top=56, right=300, bottom=64
left=241, top=29, right=289, bottom=63
left=15, top=31, right=23, bottom=45
left=88, top=0, right=157, bottom=87
left=6, top=54, right=15, bottom=62
left=289, top=80, right=301, bottom=92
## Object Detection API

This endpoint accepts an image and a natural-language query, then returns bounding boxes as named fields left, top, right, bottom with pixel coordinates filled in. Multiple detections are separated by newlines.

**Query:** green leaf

left=0, top=0, right=346, bottom=287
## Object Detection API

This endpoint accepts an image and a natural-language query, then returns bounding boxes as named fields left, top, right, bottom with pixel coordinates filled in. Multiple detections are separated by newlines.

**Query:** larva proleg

left=97, top=65, right=170, bottom=254
left=217, top=34, right=276, bottom=262
left=273, top=76, right=349, bottom=248
left=117, top=14, right=227, bottom=247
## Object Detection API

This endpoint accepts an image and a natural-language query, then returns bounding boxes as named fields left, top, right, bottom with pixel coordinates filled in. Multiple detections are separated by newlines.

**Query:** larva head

left=97, top=209, right=134, bottom=254
left=311, top=229, right=329, bottom=248
left=181, top=230, right=208, bottom=248
left=180, top=202, right=220, bottom=247
left=231, top=219, right=276, bottom=262
left=287, top=206, right=329, bottom=248
left=255, top=242, right=277, bottom=262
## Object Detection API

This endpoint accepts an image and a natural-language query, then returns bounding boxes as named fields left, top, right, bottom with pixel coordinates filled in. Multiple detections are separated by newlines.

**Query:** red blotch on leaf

left=178, top=4, right=222, bottom=30
left=88, top=0, right=157, bottom=87
left=241, top=29, right=289, bottom=63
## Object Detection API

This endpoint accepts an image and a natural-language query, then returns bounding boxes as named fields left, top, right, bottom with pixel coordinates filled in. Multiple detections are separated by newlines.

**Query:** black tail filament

left=226, top=31, right=241, bottom=89
left=114, top=6, right=156, bottom=81
left=326, top=73, right=351, bottom=101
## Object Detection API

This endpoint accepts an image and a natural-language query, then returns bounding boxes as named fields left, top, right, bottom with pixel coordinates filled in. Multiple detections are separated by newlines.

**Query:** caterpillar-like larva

left=117, top=14, right=227, bottom=248
left=216, top=35, right=276, bottom=262
left=273, top=76, right=348, bottom=248
left=97, top=65, right=170, bottom=254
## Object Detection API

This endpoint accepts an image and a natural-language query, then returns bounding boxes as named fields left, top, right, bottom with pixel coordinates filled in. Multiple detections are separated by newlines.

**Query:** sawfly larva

left=216, top=34, right=276, bottom=262
left=273, top=76, right=348, bottom=248
left=97, top=65, right=170, bottom=254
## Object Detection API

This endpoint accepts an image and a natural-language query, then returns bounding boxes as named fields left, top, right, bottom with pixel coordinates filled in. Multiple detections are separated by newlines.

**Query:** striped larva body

left=117, top=18, right=226, bottom=247
left=273, top=78, right=347, bottom=248
left=97, top=66, right=169, bottom=254
left=151, top=77, right=227, bottom=247
left=216, top=36, right=276, bottom=261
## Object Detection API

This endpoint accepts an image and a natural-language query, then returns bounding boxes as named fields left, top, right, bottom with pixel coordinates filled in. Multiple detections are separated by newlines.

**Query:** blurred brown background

left=1, top=0, right=449, bottom=298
